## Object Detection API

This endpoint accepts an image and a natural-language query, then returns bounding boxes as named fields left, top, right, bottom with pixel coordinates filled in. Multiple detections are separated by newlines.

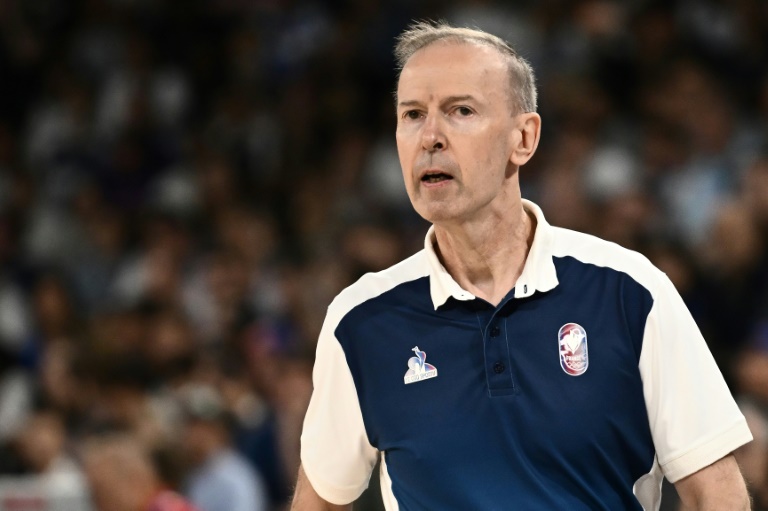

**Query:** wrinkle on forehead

left=396, top=41, right=513, bottom=111
left=396, top=41, right=514, bottom=111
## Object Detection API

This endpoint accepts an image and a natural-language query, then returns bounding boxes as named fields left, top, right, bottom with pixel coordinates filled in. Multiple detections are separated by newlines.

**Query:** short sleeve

left=639, top=272, right=753, bottom=482
left=300, top=305, right=379, bottom=504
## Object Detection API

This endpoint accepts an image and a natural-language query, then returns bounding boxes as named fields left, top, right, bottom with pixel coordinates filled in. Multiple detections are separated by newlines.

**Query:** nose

left=421, top=114, right=446, bottom=152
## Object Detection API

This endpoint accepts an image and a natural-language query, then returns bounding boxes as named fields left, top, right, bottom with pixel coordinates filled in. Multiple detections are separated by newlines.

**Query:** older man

left=292, top=22, right=752, bottom=510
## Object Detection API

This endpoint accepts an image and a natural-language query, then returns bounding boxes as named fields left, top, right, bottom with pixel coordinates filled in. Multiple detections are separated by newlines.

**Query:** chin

left=414, top=205, right=460, bottom=225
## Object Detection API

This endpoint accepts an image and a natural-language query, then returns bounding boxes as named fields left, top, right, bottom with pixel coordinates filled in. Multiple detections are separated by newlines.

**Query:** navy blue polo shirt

left=300, top=200, right=751, bottom=511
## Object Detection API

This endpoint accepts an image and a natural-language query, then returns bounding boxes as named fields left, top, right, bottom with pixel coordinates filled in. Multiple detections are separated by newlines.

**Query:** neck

left=434, top=201, right=535, bottom=306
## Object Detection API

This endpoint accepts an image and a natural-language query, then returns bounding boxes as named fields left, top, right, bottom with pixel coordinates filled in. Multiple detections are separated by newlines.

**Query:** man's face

left=396, top=42, right=519, bottom=225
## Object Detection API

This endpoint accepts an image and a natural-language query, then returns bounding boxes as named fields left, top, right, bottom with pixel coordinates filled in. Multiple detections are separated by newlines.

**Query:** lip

left=418, top=168, right=452, bottom=179
left=418, top=168, right=455, bottom=188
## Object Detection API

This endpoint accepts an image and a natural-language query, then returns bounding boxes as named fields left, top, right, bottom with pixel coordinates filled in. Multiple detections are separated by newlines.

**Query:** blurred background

left=0, top=0, right=768, bottom=510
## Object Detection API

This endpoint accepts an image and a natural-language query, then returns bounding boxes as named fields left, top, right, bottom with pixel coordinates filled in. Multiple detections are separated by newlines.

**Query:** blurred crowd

left=0, top=0, right=768, bottom=510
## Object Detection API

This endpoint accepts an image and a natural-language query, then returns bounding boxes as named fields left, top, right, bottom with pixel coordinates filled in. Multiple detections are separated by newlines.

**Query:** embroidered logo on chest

left=558, top=323, right=588, bottom=376
left=404, top=346, right=438, bottom=384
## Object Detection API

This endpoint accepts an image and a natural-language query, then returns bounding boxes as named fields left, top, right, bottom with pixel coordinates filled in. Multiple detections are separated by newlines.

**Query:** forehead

left=397, top=41, right=509, bottom=102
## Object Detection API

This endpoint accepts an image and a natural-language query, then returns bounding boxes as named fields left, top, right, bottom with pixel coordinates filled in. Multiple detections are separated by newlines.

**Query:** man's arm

left=290, top=465, right=353, bottom=511
left=674, top=454, right=751, bottom=510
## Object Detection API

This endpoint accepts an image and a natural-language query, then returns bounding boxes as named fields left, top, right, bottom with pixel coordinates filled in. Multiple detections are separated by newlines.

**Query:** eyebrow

left=397, top=100, right=422, bottom=109
left=397, top=95, right=479, bottom=109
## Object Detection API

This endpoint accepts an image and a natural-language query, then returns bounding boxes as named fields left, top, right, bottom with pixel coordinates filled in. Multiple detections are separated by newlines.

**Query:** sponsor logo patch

left=558, top=323, right=588, bottom=376
left=404, top=346, right=438, bottom=384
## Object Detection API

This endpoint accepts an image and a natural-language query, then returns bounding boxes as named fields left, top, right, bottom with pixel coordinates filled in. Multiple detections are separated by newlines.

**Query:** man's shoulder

left=327, top=250, right=429, bottom=320
left=549, top=226, right=664, bottom=294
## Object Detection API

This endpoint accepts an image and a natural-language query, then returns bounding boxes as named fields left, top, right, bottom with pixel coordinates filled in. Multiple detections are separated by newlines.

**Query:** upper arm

left=639, top=272, right=752, bottom=481
left=674, top=454, right=750, bottom=510
left=291, top=465, right=353, bottom=511
left=300, top=306, right=378, bottom=503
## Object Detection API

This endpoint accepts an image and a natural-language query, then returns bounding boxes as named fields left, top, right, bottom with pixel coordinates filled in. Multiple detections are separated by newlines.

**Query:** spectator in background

left=731, top=155, right=768, bottom=511
left=80, top=432, right=198, bottom=511
left=0, top=409, right=92, bottom=509
left=699, top=202, right=767, bottom=375
left=180, top=384, right=268, bottom=511
left=35, top=339, right=92, bottom=435
left=85, top=352, right=173, bottom=450
left=18, top=272, right=83, bottom=372
left=0, top=344, right=32, bottom=457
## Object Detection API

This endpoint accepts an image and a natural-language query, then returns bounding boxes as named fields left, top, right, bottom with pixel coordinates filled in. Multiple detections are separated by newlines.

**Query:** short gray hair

left=394, top=21, right=538, bottom=114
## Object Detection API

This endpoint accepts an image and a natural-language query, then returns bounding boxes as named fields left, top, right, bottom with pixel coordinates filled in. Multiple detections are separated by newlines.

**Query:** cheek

left=395, top=129, right=411, bottom=152
left=395, top=136, right=417, bottom=178
left=474, top=134, right=512, bottom=172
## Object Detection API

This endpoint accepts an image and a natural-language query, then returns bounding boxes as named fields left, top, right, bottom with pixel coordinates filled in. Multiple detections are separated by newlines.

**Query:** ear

left=510, top=113, right=541, bottom=167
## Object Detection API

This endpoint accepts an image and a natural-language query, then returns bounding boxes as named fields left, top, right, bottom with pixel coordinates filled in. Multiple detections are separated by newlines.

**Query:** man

left=179, top=384, right=269, bottom=511
left=292, top=22, right=753, bottom=510
left=81, top=433, right=199, bottom=511
left=0, top=410, right=92, bottom=511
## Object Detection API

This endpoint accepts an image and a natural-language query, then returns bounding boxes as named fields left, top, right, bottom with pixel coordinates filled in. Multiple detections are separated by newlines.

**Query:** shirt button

left=493, top=362, right=505, bottom=374
left=490, top=326, right=500, bottom=337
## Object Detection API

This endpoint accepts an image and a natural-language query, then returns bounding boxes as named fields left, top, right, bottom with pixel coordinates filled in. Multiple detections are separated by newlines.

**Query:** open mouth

left=421, top=173, right=453, bottom=184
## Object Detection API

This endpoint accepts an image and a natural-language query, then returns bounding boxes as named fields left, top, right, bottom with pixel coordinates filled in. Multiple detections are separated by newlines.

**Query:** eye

left=455, top=106, right=473, bottom=116
left=402, top=110, right=422, bottom=120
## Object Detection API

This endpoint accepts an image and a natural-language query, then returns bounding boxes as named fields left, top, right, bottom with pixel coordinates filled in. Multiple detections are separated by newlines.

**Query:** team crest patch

left=558, top=323, right=588, bottom=376
left=404, top=346, right=438, bottom=384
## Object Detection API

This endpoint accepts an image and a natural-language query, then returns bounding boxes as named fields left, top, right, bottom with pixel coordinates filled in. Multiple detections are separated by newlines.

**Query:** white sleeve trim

left=300, top=309, right=378, bottom=505
left=662, top=419, right=753, bottom=483
left=301, top=455, right=371, bottom=506
left=638, top=271, right=752, bottom=483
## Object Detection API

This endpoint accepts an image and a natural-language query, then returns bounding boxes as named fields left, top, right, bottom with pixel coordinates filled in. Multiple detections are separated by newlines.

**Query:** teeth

left=423, top=174, right=450, bottom=183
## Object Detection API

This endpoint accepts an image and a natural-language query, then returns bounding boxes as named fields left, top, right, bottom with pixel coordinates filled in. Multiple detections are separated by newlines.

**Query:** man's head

left=394, top=22, right=541, bottom=226
left=14, top=410, right=66, bottom=473
left=395, top=22, right=537, bottom=115
left=178, top=384, right=232, bottom=466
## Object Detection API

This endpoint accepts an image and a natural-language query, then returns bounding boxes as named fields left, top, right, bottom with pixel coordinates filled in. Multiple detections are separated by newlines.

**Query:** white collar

left=425, top=199, right=559, bottom=309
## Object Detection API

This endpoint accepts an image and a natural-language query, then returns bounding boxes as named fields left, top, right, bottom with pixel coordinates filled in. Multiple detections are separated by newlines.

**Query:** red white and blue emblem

left=558, top=323, right=588, bottom=376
